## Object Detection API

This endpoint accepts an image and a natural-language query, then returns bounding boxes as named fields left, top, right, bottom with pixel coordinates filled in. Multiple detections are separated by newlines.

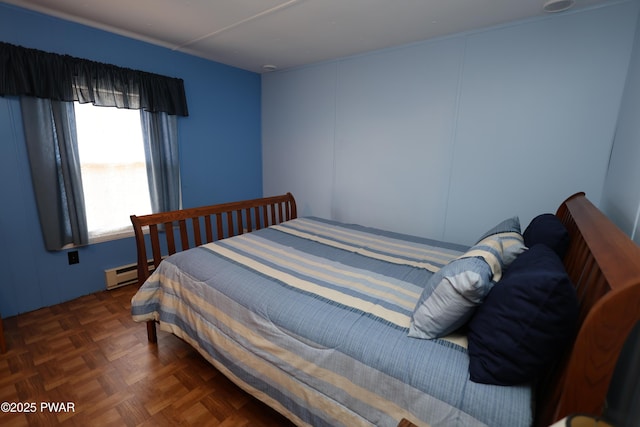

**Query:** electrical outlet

left=68, top=250, right=79, bottom=265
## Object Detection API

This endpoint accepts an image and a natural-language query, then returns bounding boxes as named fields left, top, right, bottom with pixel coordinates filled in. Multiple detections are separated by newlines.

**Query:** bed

left=129, top=192, right=640, bottom=427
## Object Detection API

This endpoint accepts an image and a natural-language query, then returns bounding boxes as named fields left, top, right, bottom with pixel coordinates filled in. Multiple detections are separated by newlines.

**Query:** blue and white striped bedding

left=131, top=217, right=533, bottom=427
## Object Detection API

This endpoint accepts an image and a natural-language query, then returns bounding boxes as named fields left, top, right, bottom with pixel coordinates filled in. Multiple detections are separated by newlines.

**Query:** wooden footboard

left=130, top=193, right=297, bottom=343
left=535, top=193, right=640, bottom=426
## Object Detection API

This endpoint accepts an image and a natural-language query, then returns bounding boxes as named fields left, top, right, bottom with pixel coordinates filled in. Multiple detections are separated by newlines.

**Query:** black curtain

left=0, top=42, right=188, bottom=116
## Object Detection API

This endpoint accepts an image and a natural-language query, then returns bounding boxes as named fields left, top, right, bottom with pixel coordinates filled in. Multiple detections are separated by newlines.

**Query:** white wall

left=263, top=1, right=638, bottom=245
left=602, top=4, right=640, bottom=245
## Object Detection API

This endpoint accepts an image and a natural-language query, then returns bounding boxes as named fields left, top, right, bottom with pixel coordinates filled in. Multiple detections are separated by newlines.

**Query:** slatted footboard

left=130, top=193, right=297, bottom=343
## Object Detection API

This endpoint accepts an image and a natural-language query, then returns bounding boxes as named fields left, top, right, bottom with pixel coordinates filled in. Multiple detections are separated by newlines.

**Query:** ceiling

left=4, top=0, right=620, bottom=73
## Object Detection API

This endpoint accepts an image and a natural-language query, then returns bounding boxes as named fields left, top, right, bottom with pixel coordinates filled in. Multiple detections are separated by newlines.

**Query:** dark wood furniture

left=130, top=192, right=640, bottom=427
left=534, top=192, right=640, bottom=426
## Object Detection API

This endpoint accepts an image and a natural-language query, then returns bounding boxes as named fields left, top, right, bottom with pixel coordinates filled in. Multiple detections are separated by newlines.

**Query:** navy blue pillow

left=467, top=244, right=578, bottom=386
left=523, top=213, right=570, bottom=259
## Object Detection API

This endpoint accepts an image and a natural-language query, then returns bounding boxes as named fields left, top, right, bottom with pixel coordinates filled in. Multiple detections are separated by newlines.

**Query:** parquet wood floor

left=0, top=285, right=296, bottom=427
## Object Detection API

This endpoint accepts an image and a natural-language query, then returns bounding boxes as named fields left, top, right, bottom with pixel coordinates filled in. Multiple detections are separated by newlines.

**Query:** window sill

left=61, top=227, right=144, bottom=250
left=88, top=228, right=137, bottom=245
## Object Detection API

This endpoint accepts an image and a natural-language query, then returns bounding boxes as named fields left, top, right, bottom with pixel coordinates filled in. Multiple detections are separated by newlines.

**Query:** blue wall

left=0, top=4, right=262, bottom=316
left=263, top=1, right=639, bottom=245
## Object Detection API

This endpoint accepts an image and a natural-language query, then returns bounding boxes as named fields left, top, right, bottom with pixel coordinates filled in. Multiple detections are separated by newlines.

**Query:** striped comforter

left=131, top=217, right=533, bottom=427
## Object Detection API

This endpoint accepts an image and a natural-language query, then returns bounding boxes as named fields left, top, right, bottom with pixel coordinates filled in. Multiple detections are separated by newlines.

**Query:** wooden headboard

left=535, top=192, right=640, bottom=425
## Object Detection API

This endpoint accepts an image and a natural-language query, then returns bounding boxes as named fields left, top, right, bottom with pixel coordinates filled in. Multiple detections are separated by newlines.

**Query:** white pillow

left=408, top=256, right=493, bottom=339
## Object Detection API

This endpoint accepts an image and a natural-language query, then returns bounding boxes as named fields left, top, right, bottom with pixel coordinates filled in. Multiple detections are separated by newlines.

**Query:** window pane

left=74, top=102, right=152, bottom=240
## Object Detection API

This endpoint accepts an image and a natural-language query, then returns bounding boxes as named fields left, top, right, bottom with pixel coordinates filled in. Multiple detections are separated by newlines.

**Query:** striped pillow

left=408, top=217, right=526, bottom=339
left=408, top=256, right=493, bottom=339
left=465, top=217, right=526, bottom=281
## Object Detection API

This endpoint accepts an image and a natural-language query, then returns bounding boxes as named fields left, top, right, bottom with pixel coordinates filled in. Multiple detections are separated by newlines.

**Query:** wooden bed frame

left=130, top=192, right=640, bottom=427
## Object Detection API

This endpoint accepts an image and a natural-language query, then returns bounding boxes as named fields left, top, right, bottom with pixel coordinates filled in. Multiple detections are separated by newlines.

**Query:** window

left=74, top=102, right=152, bottom=242
left=6, top=42, right=187, bottom=250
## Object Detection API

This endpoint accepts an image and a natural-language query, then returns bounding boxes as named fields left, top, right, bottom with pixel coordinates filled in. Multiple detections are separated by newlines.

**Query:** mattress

left=131, top=217, right=533, bottom=427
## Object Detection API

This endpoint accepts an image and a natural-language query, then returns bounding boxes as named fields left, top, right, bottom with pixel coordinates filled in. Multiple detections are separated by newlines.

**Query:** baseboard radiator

left=104, top=260, right=155, bottom=290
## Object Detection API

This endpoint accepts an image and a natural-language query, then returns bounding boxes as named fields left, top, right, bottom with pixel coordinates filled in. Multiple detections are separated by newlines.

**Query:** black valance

left=0, top=42, right=188, bottom=116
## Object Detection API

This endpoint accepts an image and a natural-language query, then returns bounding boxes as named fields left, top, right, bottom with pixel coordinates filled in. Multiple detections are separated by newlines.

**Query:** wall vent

left=104, top=260, right=155, bottom=290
